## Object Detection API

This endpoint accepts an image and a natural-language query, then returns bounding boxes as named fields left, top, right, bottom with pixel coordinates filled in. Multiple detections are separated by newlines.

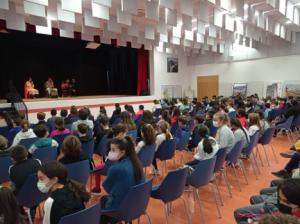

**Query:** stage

left=22, top=95, right=155, bottom=123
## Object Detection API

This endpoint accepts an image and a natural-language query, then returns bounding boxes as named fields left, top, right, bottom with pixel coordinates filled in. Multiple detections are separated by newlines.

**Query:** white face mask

left=37, top=180, right=51, bottom=193
left=213, top=121, right=220, bottom=128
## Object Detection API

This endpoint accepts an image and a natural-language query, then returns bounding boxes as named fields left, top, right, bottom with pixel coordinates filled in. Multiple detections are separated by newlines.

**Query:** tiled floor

left=34, top=133, right=296, bottom=224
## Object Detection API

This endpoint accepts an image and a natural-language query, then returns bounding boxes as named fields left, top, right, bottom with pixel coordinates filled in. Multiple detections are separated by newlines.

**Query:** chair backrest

left=111, top=117, right=121, bottom=128
left=135, top=116, right=143, bottom=127
left=116, top=179, right=153, bottom=222
left=292, top=114, right=300, bottom=127
left=64, top=160, right=90, bottom=185
left=267, top=109, right=280, bottom=122
left=53, top=133, right=70, bottom=149
left=81, top=140, right=95, bottom=159
left=187, top=157, right=216, bottom=188
left=58, top=203, right=101, bottom=224
left=209, top=125, right=218, bottom=138
left=170, top=122, right=179, bottom=135
left=64, top=124, right=72, bottom=130
left=0, top=156, right=13, bottom=183
left=7, top=128, right=21, bottom=146
left=259, top=127, right=275, bottom=145
left=225, top=140, right=243, bottom=164
left=0, top=126, right=10, bottom=138
left=213, top=147, right=228, bottom=173
left=153, top=167, right=188, bottom=203
left=176, top=130, right=190, bottom=151
left=242, top=132, right=260, bottom=156
left=155, top=139, right=176, bottom=161
left=127, top=130, right=138, bottom=141
left=95, top=135, right=111, bottom=157
left=137, top=144, right=156, bottom=167
left=228, top=111, right=237, bottom=119
left=32, top=146, right=57, bottom=163
left=285, top=116, right=295, bottom=129
left=17, top=174, right=47, bottom=207
left=187, top=119, right=195, bottom=131
left=19, top=137, right=38, bottom=149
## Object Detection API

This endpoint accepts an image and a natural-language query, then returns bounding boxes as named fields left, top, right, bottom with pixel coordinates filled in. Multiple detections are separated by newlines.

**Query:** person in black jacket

left=38, top=161, right=90, bottom=224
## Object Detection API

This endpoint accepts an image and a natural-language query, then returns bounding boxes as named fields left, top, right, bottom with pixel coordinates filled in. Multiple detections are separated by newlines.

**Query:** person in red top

left=237, top=108, right=248, bottom=128
left=135, top=105, right=144, bottom=120
left=171, top=107, right=181, bottom=125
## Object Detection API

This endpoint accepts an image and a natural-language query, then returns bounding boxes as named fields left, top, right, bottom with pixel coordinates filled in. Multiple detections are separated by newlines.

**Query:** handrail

left=13, top=101, right=28, bottom=120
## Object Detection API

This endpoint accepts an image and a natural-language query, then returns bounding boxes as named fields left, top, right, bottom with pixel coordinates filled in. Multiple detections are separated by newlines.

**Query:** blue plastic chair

left=111, top=117, right=121, bottom=128
left=64, top=124, right=72, bottom=130
left=242, top=132, right=260, bottom=179
left=226, top=140, right=248, bottom=192
left=82, top=140, right=95, bottom=160
left=175, top=130, right=190, bottom=165
left=58, top=203, right=101, bottom=224
left=258, top=127, right=278, bottom=166
left=95, top=135, right=111, bottom=161
left=187, top=157, right=221, bottom=221
left=209, top=125, right=218, bottom=138
left=170, top=122, right=179, bottom=135
left=64, top=160, right=90, bottom=185
left=228, top=111, right=236, bottom=119
left=19, top=137, right=38, bottom=150
left=127, top=130, right=138, bottom=141
left=213, top=147, right=231, bottom=200
left=0, top=126, right=10, bottom=138
left=16, top=174, right=47, bottom=224
left=0, top=156, right=13, bottom=183
left=32, top=146, right=57, bottom=163
left=138, top=144, right=156, bottom=170
left=151, top=168, right=191, bottom=224
left=155, top=139, right=176, bottom=174
left=291, top=114, right=300, bottom=134
left=135, top=116, right=143, bottom=127
left=101, top=179, right=153, bottom=223
left=7, top=127, right=21, bottom=146
left=276, top=116, right=294, bottom=143
left=53, top=133, right=70, bottom=150
left=187, top=119, right=195, bottom=132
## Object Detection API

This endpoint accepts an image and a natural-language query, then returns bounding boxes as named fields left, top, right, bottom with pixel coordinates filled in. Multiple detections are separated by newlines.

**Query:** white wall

left=190, top=54, right=300, bottom=97
left=150, top=49, right=192, bottom=98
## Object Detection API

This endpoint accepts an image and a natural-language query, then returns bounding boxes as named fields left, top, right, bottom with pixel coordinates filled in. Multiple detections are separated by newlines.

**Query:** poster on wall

left=283, top=81, right=300, bottom=97
left=265, top=82, right=282, bottom=98
left=167, top=57, right=178, bottom=73
left=232, top=83, right=247, bottom=97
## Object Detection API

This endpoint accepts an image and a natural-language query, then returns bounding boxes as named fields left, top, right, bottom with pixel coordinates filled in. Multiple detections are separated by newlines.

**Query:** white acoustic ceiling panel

left=92, top=3, right=109, bottom=20
left=121, top=0, right=138, bottom=15
left=6, top=12, right=26, bottom=31
left=92, top=0, right=111, bottom=7
left=157, top=19, right=168, bottom=34
left=84, top=10, right=100, bottom=28
left=165, top=8, right=177, bottom=26
left=117, top=8, right=132, bottom=26
left=145, top=0, right=159, bottom=21
left=26, top=0, right=48, bottom=6
left=182, top=14, right=192, bottom=31
left=128, top=22, right=139, bottom=37
left=107, top=16, right=121, bottom=33
left=61, top=0, right=82, bottom=14
left=160, top=0, right=174, bottom=9
left=0, top=0, right=9, bottom=10
left=145, top=25, right=155, bottom=40
left=24, top=1, right=46, bottom=17
left=181, top=0, right=193, bottom=17
left=57, top=4, right=75, bottom=23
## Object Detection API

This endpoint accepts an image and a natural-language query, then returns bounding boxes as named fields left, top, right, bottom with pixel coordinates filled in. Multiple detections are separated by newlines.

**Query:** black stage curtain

left=0, top=31, right=138, bottom=98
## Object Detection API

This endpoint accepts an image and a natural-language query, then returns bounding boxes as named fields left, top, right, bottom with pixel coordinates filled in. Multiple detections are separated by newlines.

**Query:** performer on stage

left=70, top=78, right=76, bottom=96
left=44, top=77, right=58, bottom=98
left=24, top=77, right=39, bottom=99
left=61, top=79, right=70, bottom=97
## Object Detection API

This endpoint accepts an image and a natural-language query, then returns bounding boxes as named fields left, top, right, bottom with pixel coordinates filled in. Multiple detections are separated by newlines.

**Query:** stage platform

left=22, top=95, right=155, bottom=123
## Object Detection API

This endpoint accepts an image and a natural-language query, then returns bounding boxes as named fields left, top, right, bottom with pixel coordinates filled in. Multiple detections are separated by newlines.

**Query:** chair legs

left=180, top=197, right=192, bottom=224
left=249, top=154, right=259, bottom=180
left=270, top=144, right=278, bottom=164
left=221, top=169, right=232, bottom=198
left=25, top=208, right=33, bottom=224
left=143, top=212, right=152, bottom=224
left=256, top=146, right=264, bottom=167
left=239, top=160, right=249, bottom=185
left=164, top=204, right=170, bottom=224
left=213, top=174, right=224, bottom=206
left=251, top=153, right=261, bottom=175
left=232, top=164, right=242, bottom=192
left=210, top=184, right=222, bottom=218
left=262, top=145, right=270, bottom=167
left=195, top=189, right=206, bottom=224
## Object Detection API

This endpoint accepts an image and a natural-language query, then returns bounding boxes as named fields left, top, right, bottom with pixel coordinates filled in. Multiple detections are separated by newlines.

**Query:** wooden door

left=197, top=75, right=219, bottom=100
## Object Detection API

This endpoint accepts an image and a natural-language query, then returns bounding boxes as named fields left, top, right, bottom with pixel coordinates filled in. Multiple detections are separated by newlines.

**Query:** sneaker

left=90, top=187, right=101, bottom=195
left=272, top=170, right=291, bottom=179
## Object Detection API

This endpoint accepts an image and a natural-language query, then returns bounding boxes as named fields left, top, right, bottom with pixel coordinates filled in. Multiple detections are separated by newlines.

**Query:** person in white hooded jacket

left=12, top=119, right=36, bottom=146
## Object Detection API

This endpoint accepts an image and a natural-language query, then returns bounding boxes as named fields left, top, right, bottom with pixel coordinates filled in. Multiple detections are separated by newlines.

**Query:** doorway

left=197, top=75, right=219, bottom=100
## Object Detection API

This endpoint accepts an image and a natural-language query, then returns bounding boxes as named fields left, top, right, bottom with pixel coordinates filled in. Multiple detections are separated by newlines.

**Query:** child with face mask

left=213, top=112, right=235, bottom=153
left=234, top=178, right=300, bottom=223
left=37, top=161, right=90, bottom=224
left=100, top=136, right=145, bottom=224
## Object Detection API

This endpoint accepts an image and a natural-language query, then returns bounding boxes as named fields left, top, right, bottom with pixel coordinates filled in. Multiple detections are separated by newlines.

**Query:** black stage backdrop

left=0, top=31, right=138, bottom=98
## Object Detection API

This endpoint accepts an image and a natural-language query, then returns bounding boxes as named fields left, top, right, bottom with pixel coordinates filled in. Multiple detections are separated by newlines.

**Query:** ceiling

left=0, top=0, right=300, bottom=56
